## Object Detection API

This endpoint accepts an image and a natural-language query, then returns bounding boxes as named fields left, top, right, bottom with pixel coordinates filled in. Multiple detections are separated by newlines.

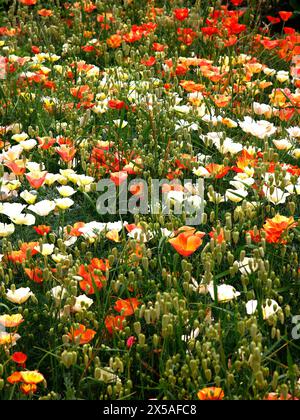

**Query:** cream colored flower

left=11, top=132, right=28, bottom=143
left=28, top=200, right=56, bottom=216
left=6, top=287, right=33, bottom=304
left=225, top=189, right=248, bottom=203
left=57, top=186, right=76, bottom=197
left=10, top=213, right=36, bottom=226
left=34, top=243, right=55, bottom=256
left=20, top=190, right=37, bottom=204
left=55, top=198, right=74, bottom=210
left=72, top=295, right=93, bottom=313
left=208, top=284, right=241, bottom=303
left=0, top=223, right=15, bottom=237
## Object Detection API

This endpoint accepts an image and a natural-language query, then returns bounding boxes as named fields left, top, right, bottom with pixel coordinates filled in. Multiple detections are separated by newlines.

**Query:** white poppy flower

left=28, top=200, right=56, bottom=216
left=6, top=287, right=34, bottom=304
left=208, top=284, right=241, bottom=303
left=72, top=295, right=93, bottom=313
left=0, top=223, right=15, bottom=237
left=225, top=189, right=248, bottom=203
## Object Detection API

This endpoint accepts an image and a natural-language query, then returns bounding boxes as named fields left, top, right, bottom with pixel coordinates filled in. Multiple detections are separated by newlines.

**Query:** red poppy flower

left=174, top=8, right=189, bottom=21
left=152, top=43, right=166, bottom=52
left=31, top=46, right=40, bottom=54
left=266, top=16, right=281, bottom=25
left=110, top=171, right=128, bottom=186
left=19, top=0, right=37, bottom=5
left=230, top=0, right=243, bottom=5
left=279, top=11, right=293, bottom=22
left=141, top=56, right=156, bottom=67
left=108, top=99, right=126, bottom=110
left=11, top=352, right=27, bottom=367
left=33, top=225, right=51, bottom=235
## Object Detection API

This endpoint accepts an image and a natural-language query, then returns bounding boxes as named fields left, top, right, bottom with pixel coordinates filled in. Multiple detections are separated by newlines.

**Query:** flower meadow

left=0, top=0, right=300, bottom=401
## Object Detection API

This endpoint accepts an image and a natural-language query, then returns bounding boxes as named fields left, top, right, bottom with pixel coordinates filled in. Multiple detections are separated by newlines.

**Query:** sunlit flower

left=0, top=332, right=20, bottom=347
left=6, top=287, right=33, bottom=304
left=208, top=284, right=241, bottom=303
left=225, top=188, right=248, bottom=203
left=34, top=243, right=55, bottom=256
left=0, top=314, right=24, bottom=328
left=20, top=371, right=45, bottom=385
left=72, top=295, right=94, bottom=313
left=246, top=299, right=281, bottom=320
left=55, top=198, right=74, bottom=210
left=20, top=190, right=37, bottom=204
left=57, top=186, right=76, bottom=197
left=263, top=214, right=297, bottom=244
left=28, top=200, right=56, bottom=216
left=0, top=223, right=15, bottom=237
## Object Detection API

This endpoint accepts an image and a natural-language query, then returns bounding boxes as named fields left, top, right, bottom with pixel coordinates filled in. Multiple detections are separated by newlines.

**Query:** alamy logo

left=292, top=316, right=300, bottom=340
left=96, top=178, right=205, bottom=225
left=0, top=57, right=6, bottom=80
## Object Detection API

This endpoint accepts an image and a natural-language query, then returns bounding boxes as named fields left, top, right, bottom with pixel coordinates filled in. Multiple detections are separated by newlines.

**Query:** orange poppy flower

left=38, top=9, right=52, bottom=17
left=70, top=85, right=90, bottom=99
left=197, top=387, right=225, bottom=400
left=209, top=228, right=225, bottom=244
left=7, top=371, right=22, bottom=384
left=213, top=94, right=232, bottom=108
left=107, top=34, right=122, bottom=49
left=129, top=182, right=145, bottom=196
left=114, top=298, right=140, bottom=316
left=108, top=99, right=125, bottom=110
left=5, top=161, right=26, bottom=175
left=25, top=268, right=44, bottom=283
left=78, top=259, right=107, bottom=295
left=141, top=56, right=156, bottom=67
left=206, top=163, right=231, bottom=179
left=68, top=324, right=96, bottom=345
left=106, top=230, right=120, bottom=243
left=263, top=214, right=297, bottom=244
left=91, top=258, right=110, bottom=271
left=68, top=222, right=86, bottom=237
left=105, top=315, right=125, bottom=334
left=56, top=145, right=76, bottom=163
left=169, top=227, right=205, bottom=257
left=21, top=242, right=39, bottom=256
left=26, top=172, right=47, bottom=189
left=20, top=383, right=38, bottom=395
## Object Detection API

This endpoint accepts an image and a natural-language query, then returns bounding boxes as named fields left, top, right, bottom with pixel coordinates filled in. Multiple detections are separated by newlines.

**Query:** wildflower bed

left=0, top=0, right=300, bottom=401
